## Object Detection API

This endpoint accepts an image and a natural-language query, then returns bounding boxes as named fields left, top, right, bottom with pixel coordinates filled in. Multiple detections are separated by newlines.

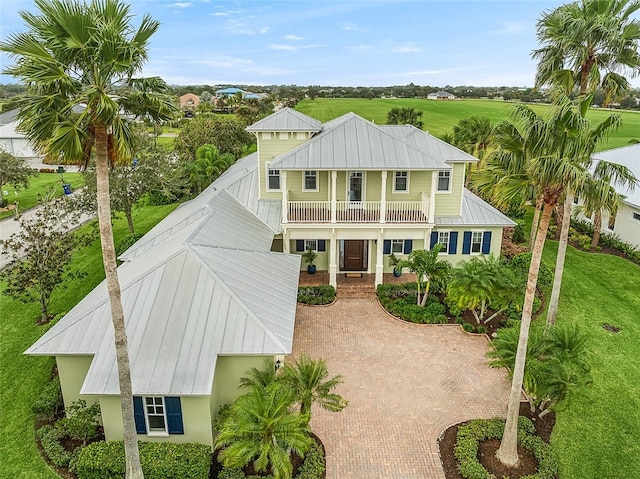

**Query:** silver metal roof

left=270, top=113, right=452, bottom=171
left=435, top=189, right=516, bottom=227
left=379, top=125, right=478, bottom=163
left=246, top=107, right=321, bottom=132
left=592, top=144, right=640, bottom=208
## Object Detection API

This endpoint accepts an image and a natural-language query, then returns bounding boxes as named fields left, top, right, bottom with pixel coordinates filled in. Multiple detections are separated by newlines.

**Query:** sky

left=1, top=0, right=639, bottom=88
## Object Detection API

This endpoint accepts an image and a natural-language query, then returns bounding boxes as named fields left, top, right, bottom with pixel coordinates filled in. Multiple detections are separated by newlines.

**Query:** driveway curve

left=291, top=297, right=511, bottom=479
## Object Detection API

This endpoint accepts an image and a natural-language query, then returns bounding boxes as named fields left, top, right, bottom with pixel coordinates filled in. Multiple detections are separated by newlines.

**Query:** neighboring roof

left=429, top=91, right=454, bottom=97
left=592, top=144, right=640, bottom=209
left=216, top=87, right=244, bottom=95
left=246, top=107, right=321, bottom=133
left=435, top=189, right=516, bottom=227
left=0, top=108, right=18, bottom=126
left=270, top=113, right=453, bottom=171
left=0, top=120, right=26, bottom=139
left=379, top=125, right=478, bottom=163
left=27, top=180, right=299, bottom=396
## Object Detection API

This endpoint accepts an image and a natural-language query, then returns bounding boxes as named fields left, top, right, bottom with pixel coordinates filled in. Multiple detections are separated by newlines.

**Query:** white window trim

left=303, top=170, right=319, bottom=192
left=305, top=239, right=318, bottom=251
left=391, top=239, right=405, bottom=254
left=392, top=171, right=410, bottom=194
left=266, top=162, right=281, bottom=192
left=436, top=170, right=452, bottom=194
left=437, top=231, right=450, bottom=255
left=144, top=396, right=169, bottom=437
left=470, top=231, right=483, bottom=255
left=347, top=171, right=366, bottom=202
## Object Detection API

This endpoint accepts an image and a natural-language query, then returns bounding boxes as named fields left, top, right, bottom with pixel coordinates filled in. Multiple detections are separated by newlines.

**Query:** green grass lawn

left=156, top=136, right=175, bottom=149
left=0, top=203, right=178, bottom=479
left=296, top=98, right=640, bottom=150
left=0, top=172, right=86, bottom=220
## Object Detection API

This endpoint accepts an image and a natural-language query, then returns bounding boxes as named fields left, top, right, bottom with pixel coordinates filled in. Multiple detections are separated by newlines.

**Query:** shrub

left=512, top=219, right=526, bottom=243
left=115, top=233, right=144, bottom=257
left=57, top=400, right=101, bottom=445
left=37, top=424, right=73, bottom=468
left=39, top=168, right=56, bottom=173
left=509, top=252, right=553, bottom=288
left=75, top=441, right=212, bottom=479
left=297, top=285, right=336, bottom=305
left=32, top=376, right=63, bottom=420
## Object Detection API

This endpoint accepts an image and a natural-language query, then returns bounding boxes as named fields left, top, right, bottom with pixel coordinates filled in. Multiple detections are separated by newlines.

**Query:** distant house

left=575, top=144, right=640, bottom=248
left=427, top=91, right=456, bottom=100
left=215, top=87, right=269, bottom=100
left=179, top=93, right=200, bottom=111
left=0, top=109, right=39, bottom=158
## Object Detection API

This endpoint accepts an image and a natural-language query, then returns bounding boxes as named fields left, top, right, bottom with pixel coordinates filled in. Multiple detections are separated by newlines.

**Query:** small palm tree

left=386, top=106, right=424, bottom=129
left=215, top=383, right=312, bottom=479
left=399, top=244, right=451, bottom=306
left=239, top=358, right=279, bottom=390
left=452, top=116, right=494, bottom=169
left=282, top=355, right=347, bottom=416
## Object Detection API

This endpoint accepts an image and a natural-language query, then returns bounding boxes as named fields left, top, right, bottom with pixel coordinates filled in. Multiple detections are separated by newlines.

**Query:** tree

left=184, top=144, right=235, bottom=195
left=452, top=116, right=494, bottom=168
left=386, top=107, right=424, bottom=129
left=236, top=98, right=274, bottom=127
left=282, top=355, right=348, bottom=416
left=398, top=245, right=451, bottom=306
left=0, top=150, right=36, bottom=208
left=215, top=383, right=313, bottom=479
left=1, top=192, right=90, bottom=323
left=1, top=1, right=177, bottom=477
left=533, top=0, right=640, bottom=102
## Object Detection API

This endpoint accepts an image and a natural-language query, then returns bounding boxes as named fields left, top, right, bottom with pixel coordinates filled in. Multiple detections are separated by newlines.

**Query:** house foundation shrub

left=454, top=417, right=558, bottom=479
left=75, top=441, right=212, bottom=479
left=32, top=376, right=63, bottom=420
left=37, top=424, right=73, bottom=468
left=297, top=285, right=335, bottom=305
left=378, top=283, right=449, bottom=324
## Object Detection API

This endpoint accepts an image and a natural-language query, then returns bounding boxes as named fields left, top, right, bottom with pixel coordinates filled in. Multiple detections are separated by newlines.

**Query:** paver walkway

left=291, top=297, right=511, bottom=479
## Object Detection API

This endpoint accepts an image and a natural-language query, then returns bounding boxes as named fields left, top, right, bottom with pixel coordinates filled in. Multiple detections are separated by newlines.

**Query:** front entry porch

left=299, top=271, right=418, bottom=298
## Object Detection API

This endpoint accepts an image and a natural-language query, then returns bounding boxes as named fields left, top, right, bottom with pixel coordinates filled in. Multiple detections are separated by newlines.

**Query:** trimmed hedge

left=297, top=285, right=336, bottom=305
left=32, top=376, right=63, bottom=420
left=37, top=424, right=73, bottom=468
left=377, top=283, right=448, bottom=324
left=75, top=441, right=211, bottom=479
left=218, top=441, right=325, bottom=479
left=454, top=417, right=558, bottom=479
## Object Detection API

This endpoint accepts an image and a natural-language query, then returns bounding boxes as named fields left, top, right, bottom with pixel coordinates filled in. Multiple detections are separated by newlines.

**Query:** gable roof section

left=592, top=144, right=640, bottom=208
left=246, top=107, right=321, bottom=132
left=379, top=125, right=478, bottom=163
left=435, top=189, right=515, bottom=227
left=270, top=113, right=452, bottom=171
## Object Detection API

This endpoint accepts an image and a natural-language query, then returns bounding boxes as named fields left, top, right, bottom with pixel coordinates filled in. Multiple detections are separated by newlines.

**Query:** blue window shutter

left=449, top=232, right=458, bottom=255
left=403, top=239, right=413, bottom=254
left=430, top=232, right=438, bottom=249
left=482, top=231, right=492, bottom=254
left=165, top=397, right=184, bottom=434
left=133, top=396, right=146, bottom=434
left=296, top=240, right=304, bottom=252
left=383, top=240, right=391, bottom=254
left=317, top=240, right=326, bottom=252
left=462, top=231, right=472, bottom=254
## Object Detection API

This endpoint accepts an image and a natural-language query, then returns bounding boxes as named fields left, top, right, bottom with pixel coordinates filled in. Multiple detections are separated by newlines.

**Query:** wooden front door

left=343, top=240, right=366, bottom=271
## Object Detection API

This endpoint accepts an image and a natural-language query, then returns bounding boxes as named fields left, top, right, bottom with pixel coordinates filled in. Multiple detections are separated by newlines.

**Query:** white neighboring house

left=577, top=143, right=640, bottom=248
left=0, top=109, right=40, bottom=158
left=427, top=91, right=456, bottom=100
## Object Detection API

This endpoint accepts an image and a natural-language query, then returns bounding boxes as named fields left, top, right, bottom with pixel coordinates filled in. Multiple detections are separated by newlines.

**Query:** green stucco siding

left=289, top=240, right=329, bottom=271
left=287, top=170, right=329, bottom=201
left=428, top=227, right=504, bottom=266
left=386, top=171, right=432, bottom=202
left=434, top=164, right=465, bottom=216
left=56, top=356, right=98, bottom=409
left=257, top=134, right=309, bottom=200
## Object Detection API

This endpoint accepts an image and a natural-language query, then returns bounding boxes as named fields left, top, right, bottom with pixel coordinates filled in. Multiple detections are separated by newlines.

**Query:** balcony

left=285, top=194, right=431, bottom=224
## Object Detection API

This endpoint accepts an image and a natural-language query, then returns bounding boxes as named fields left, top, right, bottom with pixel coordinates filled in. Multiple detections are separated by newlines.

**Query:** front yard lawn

left=0, top=203, right=178, bottom=479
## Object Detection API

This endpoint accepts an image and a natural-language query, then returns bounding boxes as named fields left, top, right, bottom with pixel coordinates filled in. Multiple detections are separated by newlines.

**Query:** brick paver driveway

left=291, top=298, right=511, bottom=479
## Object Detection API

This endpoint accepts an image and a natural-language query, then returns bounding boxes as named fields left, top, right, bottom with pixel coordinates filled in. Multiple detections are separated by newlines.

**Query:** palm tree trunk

left=95, top=125, right=144, bottom=479
left=591, top=211, right=602, bottom=250
left=547, top=193, right=573, bottom=329
left=529, top=197, right=542, bottom=250
left=554, top=202, right=564, bottom=240
left=497, top=201, right=554, bottom=466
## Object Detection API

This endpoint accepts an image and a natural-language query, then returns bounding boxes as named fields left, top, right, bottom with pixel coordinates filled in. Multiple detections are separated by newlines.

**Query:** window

left=633, top=212, right=640, bottom=222
left=296, top=239, right=326, bottom=252
left=608, top=215, right=616, bottom=231
left=391, top=239, right=404, bottom=253
left=471, top=231, right=483, bottom=254
left=304, top=171, right=318, bottom=191
left=394, top=171, right=408, bottom=193
left=437, top=170, right=451, bottom=192
left=305, top=239, right=318, bottom=251
left=437, top=231, right=450, bottom=253
left=145, top=397, right=166, bottom=432
left=267, top=164, right=280, bottom=191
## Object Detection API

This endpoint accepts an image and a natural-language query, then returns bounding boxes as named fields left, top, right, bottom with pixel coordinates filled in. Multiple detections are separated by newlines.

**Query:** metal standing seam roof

left=435, top=189, right=516, bottom=227
left=592, top=144, right=640, bottom=209
left=269, top=113, right=452, bottom=171
left=246, top=107, right=322, bottom=132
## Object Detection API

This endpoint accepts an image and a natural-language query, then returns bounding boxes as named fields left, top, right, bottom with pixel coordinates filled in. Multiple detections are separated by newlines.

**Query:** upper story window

left=437, top=170, right=451, bottom=192
left=471, top=231, right=483, bottom=254
left=632, top=211, right=640, bottom=222
left=267, top=164, right=280, bottom=191
left=393, top=171, right=409, bottom=193
left=145, top=396, right=167, bottom=433
left=437, top=231, right=450, bottom=253
left=304, top=171, right=318, bottom=191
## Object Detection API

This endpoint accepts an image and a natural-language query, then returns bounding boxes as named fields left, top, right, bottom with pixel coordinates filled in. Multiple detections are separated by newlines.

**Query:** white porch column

left=429, top=170, right=437, bottom=222
left=375, top=230, right=384, bottom=286
left=330, top=170, right=337, bottom=224
left=282, top=229, right=290, bottom=253
left=329, top=229, right=337, bottom=287
left=281, top=170, right=288, bottom=224
left=380, top=170, right=387, bottom=224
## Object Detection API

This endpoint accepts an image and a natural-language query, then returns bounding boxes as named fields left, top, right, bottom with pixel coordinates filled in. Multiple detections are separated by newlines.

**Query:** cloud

left=284, top=34, right=303, bottom=41
left=490, top=21, right=529, bottom=35
left=350, top=44, right=373, bottom=53
left=392, top=44, right=422, bottom=53
left=169, top=2, right=192, bottom=7
left=270, top=44, right=298, bottom=51
left=224, top=19, right=270, bottom=35
left=211, top=12, right=230, bottom=16
left=406, top=70, right=445, bottom=76
left=341, top=22, right=365, bottom=32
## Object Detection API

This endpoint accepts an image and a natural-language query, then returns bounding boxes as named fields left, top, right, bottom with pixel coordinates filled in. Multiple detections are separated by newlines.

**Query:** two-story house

left=247, top=108, right=513, bottom=287
left=25, top=108, right=513, bottom=448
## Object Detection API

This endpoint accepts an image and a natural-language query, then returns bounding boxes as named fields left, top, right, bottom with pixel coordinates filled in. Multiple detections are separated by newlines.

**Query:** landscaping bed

left=297, top=285, right=336, bottom=305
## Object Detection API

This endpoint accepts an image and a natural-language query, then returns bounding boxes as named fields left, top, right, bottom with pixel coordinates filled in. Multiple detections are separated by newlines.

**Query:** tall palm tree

left=282, top=355, right=348, bottom=416
left=1, top=1, right=176, bottom=477
left=533, top=0, right=640, bottom=102
left=398, top=244, right=451, bottom=306
left=215, top=383, right=313, bottom=479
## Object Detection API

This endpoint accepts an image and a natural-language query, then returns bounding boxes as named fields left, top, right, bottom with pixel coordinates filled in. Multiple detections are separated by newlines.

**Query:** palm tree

left=1, top=1, right=176, bottom=477
left=452, top=116, right=494, bottom=168
left=386, top=106, right=424, bottom=129
left=282, top=355, right=348, bottom=416
left=398, top=244, right=451, bottom=306
left=533, top=0, right=640, bottom=102
left=215, top=383, right=313, bottom=479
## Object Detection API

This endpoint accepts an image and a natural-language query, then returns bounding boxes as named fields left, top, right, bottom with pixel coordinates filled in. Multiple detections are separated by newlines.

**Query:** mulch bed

left=439, top=402, right=556, bottom=479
